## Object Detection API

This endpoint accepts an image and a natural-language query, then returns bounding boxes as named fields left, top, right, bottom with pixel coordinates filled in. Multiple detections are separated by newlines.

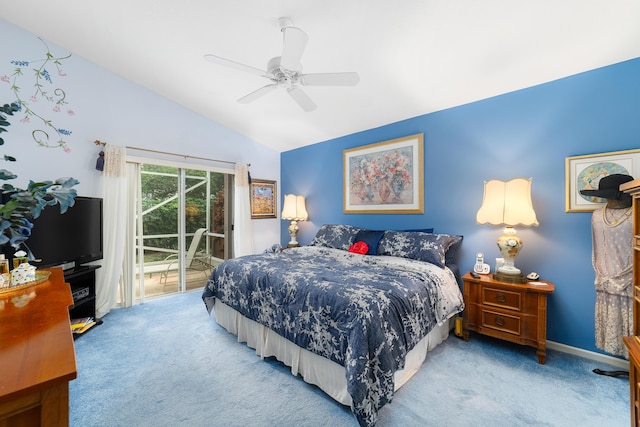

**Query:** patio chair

left=160, top=228, right=213, bottom=285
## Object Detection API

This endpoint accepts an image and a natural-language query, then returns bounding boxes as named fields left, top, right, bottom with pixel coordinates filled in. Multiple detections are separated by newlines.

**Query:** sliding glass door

left=132, top=162, right=231, bottom=301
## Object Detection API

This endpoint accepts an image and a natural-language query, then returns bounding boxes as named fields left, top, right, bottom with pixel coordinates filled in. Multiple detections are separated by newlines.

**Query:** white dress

left=591, top=206, right=633, bottom=358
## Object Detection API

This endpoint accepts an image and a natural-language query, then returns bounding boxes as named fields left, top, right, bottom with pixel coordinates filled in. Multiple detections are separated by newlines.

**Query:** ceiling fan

left=204, top=17, right=359, bottom=112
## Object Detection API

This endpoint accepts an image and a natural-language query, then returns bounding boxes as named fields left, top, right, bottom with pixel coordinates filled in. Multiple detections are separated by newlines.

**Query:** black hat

left=580, top=173, right=634, bottom=200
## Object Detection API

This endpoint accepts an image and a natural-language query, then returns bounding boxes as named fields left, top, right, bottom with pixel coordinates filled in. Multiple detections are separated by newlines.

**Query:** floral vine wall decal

left=1, top=37, right=75, bottom=152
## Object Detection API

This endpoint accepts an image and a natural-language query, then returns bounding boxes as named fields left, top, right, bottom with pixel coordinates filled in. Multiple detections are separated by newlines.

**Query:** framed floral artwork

left=250, top=179, right=277, bottom=219
left=343, top=133, right=424, bottom=214
left=565, top=148, right=640, bottom=212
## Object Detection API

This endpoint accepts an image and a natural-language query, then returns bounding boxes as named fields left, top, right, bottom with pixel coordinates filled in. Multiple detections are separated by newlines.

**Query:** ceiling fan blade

left=204, top=54, right=267, bottom=77
left=237, top=84, right=278, bottom=104
left=287, top=86, right=317, bottom=112
left=300, top=72, right=360, bottom=86
left=280, top=27, right=308, bottom=72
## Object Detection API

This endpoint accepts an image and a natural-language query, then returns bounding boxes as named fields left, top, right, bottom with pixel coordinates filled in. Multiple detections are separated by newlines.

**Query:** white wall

left=0, top=19, right=280, bottom=252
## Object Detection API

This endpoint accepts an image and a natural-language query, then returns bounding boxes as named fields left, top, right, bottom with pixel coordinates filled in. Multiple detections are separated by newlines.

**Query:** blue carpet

left=70, top=290, right=629, bottom=426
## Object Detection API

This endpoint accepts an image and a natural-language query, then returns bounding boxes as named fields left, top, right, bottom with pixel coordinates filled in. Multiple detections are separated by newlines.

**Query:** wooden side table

left=462, top=272, right=555, bottom=364
left=0, top=268, right=77, bottom=425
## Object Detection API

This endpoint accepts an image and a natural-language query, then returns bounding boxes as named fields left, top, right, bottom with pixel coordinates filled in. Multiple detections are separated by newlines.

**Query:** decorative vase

left=365, top=184, right=374, bottom=201
left=391, top=173, right=405, bottom=198
left=378, top=179, right=391, bottom=202
left=355, top=182, right=367, bottom=201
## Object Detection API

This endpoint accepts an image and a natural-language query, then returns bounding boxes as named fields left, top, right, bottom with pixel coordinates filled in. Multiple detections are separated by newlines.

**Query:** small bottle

left=0, top=254, right=10, bottom=288
left=12, top=250, right=29, bottom=270
left=0, top=254, right=9, bottom=273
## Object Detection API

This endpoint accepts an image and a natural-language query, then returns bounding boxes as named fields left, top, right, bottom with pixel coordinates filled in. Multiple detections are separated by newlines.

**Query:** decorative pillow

left=348, top=241, right=369, bottom=255
left=445, top=235, right=463, bottom=266
left=377, top=231, right=462, bottom=268
left=353, top=229, right=385, bottom=255
left=309, top=224, right=363, bottom=251
left=404, top=228, right=434, bottom=233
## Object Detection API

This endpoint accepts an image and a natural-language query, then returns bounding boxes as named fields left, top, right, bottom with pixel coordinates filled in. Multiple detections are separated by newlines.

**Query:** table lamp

left=281, top=194, right=308, bottom=248
left=476, top=178, right=538, bottom=283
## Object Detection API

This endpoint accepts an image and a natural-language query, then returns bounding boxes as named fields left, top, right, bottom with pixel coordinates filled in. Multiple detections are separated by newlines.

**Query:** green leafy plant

left=0, top=101, right=78, bottom=249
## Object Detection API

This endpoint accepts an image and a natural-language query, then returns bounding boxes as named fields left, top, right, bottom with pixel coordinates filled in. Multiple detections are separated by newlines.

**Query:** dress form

left=591, top=197, right=632, bottom=376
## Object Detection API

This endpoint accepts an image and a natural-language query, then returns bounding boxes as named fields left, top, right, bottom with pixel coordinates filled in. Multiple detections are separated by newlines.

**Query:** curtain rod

left=124, top=146, right=244, bottom=166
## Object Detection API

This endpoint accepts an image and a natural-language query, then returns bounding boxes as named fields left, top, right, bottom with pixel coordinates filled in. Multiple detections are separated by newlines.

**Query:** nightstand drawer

left=481, top=310, right=521, bottom=335
left=482, top=287, right=522, bottom=311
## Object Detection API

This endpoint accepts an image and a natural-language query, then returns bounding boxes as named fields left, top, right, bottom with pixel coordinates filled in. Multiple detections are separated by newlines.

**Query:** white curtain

left=233, top=163, right=254, bottom=257
left=96, top=144, right=128, bottom=318
left=121, top=162, right=140, bottom=308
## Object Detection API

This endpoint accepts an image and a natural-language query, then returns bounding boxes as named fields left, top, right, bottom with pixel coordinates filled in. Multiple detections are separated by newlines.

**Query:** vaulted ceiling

left=2, top=1, right=639, bottom=152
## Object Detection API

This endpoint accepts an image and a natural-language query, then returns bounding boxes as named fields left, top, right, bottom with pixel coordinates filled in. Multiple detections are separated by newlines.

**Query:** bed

left=202, top=224, right=464, bottom=426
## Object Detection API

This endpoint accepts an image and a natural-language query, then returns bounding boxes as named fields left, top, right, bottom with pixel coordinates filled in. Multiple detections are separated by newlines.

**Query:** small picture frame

left=565, top=148, right=640, bottom=212
left=250, top=179, right=277, bottom=219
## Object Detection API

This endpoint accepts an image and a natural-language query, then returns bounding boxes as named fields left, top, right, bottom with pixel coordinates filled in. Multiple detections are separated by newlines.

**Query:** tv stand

left=64, top=265, right=101, bottom=336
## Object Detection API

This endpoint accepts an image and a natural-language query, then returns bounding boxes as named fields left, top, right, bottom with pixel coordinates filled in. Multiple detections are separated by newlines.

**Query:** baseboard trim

left=547, top=340, right=628, bottom=369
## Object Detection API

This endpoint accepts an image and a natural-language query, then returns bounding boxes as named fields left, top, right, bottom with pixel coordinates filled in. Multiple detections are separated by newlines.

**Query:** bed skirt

left=213, top=299, right=454, bottom=407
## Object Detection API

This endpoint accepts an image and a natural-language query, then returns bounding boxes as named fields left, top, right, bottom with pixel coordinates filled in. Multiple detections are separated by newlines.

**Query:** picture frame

left=343, top=133, right=424, bottom=214
left=250, top=179, right=277, bottom=219
left=565, top=148, right=640, bottom=212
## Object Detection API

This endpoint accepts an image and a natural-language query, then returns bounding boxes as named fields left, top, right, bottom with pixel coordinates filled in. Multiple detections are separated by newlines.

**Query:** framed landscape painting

left=565, top=148, right=640, bottom=212
left=343, top=133, right=424, bottom=214
left=250, top=179, right=277, bottom=219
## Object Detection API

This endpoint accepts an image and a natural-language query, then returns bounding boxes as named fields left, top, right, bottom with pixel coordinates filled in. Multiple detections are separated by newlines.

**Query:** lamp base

left=494, top=271, right=527, bottom=284
left=286, top=220, right=300, bottom=248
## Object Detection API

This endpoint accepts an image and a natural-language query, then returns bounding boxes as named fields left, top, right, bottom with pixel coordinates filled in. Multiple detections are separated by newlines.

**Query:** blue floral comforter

left=202, top=246, right=464, bottom=427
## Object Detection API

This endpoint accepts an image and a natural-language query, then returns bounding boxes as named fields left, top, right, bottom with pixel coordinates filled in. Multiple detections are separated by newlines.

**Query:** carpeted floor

left=70, top=290, right=629, bottom=426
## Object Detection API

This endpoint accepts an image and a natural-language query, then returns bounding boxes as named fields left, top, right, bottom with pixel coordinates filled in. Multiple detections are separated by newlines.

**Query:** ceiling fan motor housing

left=268, top=57, right=299, bottom=88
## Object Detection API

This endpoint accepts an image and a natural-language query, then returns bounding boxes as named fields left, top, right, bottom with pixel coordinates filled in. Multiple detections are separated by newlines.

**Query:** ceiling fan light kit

left=205, top=17, right=359, bottom=112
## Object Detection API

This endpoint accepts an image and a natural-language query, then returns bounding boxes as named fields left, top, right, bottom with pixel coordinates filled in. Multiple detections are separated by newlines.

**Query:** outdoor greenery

left=140, top=164, right=225, bottom=262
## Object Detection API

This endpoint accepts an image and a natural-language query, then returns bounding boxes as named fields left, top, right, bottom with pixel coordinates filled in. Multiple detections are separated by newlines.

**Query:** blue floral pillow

left=377, top=231, right=462, bottom=268
left=445, top=235, right=463, bottom=266
left=309, top=224, right=363, bottom=251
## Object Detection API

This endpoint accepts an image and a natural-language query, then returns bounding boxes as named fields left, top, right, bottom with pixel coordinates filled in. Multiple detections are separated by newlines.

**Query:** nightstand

left=462, top=272, right=555, bottom=364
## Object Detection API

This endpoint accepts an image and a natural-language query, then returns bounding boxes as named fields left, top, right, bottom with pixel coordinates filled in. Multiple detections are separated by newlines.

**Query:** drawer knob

left=495, top=316, right=505, bottom=327
left=496, top=293, right=507, bottom=303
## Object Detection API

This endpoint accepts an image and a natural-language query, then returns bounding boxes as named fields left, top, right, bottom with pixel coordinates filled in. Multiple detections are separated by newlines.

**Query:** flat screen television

left=10, top=196, right=104, bottom=270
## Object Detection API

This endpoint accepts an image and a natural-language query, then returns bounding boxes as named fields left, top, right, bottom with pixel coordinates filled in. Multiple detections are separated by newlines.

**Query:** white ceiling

left=2, top=1, right=640, bottom=153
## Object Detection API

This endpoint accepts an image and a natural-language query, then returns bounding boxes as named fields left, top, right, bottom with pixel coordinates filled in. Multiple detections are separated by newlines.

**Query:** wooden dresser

left=462, top=271, right=554, bottom=364
left=0, top=268, right=77, bottom=426
left=622, top=178, right=640, bottom=427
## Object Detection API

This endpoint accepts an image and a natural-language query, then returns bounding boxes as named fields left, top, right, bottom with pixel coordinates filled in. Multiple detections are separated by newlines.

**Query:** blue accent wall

left=281, top=57, right=640, bottom=356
